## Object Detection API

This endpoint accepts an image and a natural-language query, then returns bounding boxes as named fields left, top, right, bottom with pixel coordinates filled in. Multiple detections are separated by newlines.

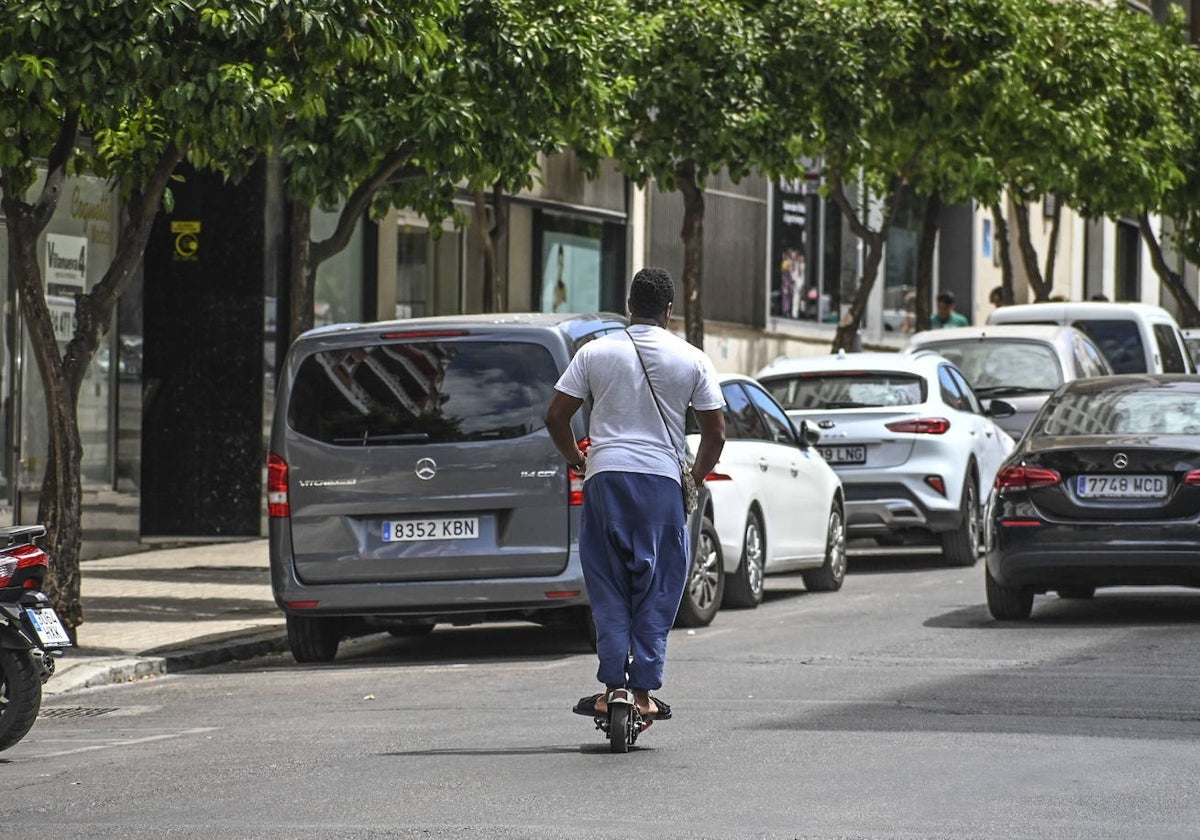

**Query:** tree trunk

left=1140, top=212, right=1200, bottom=327
left=676, top=161, right=705, bottom=348
left=490, top=183, right=508, bottom=314
left=1043, top=196, right=1062, bottom=295
left=288, top=201, right=316, bottom=340
left=476, top=192, right=494, bottom=313
left=3, top=210, right=84, bottom=631
left=472, top=186, right=508, bottom=314
left=2, top=129, right=180, bottom=631
left=1012, top=198, right=1052, bottom=301
left=991, top=201, right=1015, bottom=304
left=828, top=170, right=901, bottom=352
left=914, top=191, right=942, bottom=333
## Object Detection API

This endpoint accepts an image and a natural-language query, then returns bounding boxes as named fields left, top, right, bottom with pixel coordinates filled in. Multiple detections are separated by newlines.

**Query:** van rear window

left=1071, top=320, right=1145, bottom=374
left=288, top=341, right=560, bottom=445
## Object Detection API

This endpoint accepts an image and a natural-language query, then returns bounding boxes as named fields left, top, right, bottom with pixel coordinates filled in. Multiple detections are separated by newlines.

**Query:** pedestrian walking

left=545, top=267, right=726, bottom=721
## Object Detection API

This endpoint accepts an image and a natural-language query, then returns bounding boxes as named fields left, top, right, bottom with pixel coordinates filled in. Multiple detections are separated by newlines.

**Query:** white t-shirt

left=554, top=324, right=725, bottom=484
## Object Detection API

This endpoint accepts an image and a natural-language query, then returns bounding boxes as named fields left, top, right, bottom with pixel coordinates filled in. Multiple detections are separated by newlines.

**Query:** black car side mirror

left=796, top=419, right=821, bottom=448
left=987, top=398, right=1017, bottom=419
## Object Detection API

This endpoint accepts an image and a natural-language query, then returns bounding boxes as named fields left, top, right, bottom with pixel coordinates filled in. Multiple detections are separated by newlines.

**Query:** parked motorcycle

left=0, top=525, right=71, bottom=751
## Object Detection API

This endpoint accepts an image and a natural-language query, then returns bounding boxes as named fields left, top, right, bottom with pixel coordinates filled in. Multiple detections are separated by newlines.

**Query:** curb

left=44, top=626, right=289, bottom=697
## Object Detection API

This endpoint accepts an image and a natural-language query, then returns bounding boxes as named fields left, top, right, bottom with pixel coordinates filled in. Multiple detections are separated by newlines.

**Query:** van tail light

left=0, top=544, right=48, bottom=591
left=885, top=417, right=950, bottom=434
left=995, top=465, right=1062, bottom=490
left=268, top=451, right=290, bottom=518
left=569, top=437, right=591, bottom=506
left=705, top=471, right=733, bottom=482
left=1184, top=469, right=1200, bottom=486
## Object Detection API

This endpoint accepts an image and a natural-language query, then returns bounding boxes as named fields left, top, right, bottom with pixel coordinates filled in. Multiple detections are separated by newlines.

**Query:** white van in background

left=986, top=301, right=1194, bottom=374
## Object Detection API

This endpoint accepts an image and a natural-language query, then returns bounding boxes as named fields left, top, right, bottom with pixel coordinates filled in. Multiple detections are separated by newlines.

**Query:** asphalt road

left=7, top=550, right=1200, bottom=839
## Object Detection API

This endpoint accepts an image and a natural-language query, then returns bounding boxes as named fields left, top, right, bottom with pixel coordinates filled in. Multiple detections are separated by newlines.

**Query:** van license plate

left=383, top=517, right=480, bottom=542
left=26, top=607, right=71, bottom=647
left=1076, top=475, right=1168, bottom=499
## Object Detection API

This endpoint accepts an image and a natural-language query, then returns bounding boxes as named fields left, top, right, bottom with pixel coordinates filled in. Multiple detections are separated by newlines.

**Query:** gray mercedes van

left=268, top=312, right=715, bottom=662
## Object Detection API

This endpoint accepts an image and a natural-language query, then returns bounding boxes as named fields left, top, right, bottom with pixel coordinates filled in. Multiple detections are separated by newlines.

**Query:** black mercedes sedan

left=984, top=374, right=1200, bottom=620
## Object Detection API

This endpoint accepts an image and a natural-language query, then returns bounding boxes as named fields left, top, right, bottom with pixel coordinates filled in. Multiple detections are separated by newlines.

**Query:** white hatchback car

left=685, top=374, right=845, bottom=614
left=755, top=352, right=1016, bottom=566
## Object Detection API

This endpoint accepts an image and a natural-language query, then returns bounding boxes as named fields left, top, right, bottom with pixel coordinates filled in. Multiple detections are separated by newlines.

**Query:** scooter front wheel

left=608, top=705, right=630, bottom=753
left=0, top=647, right=41, bottom=751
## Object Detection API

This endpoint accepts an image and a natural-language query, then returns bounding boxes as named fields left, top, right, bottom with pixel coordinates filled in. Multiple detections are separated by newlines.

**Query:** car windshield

left=917, top=340, right=1063, bottom=392
left=1032, top=385, right=1200, bottom=436
left=288, top=340, right=560, bottom=445
left=761, top=372, right=926, bottom=409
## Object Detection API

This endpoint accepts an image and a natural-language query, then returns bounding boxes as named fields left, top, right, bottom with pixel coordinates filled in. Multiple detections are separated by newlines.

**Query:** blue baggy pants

left=579, top=472, right=689, bottom=691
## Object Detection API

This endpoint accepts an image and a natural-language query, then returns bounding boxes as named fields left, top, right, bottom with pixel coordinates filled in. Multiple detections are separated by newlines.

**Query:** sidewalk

left=45, top=538, right=287, bottom=696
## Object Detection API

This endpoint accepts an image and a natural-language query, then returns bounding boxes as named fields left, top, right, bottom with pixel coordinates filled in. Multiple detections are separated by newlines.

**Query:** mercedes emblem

left=415, top=457, right=438, bottom=480
left=1113, top=453, right=1128, bottom=469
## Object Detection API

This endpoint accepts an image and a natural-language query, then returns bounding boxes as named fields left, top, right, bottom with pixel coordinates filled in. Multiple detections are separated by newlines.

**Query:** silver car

left=268, top=312, right=716, bottom=662
left=904, top=324, right=1113, bottom=437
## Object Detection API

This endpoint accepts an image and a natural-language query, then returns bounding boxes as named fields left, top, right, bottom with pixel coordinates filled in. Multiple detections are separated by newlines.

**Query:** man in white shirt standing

left=546, top=267, right=726, bottom=721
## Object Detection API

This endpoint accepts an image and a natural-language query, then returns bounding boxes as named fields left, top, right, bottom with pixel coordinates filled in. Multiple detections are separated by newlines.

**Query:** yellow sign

left=171, top=220, right=201, bottom=260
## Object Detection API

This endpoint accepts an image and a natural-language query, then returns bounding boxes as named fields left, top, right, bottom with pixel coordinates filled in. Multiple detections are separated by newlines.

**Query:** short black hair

left=628, top=267, right=675, bottom=317
left=936, top=291, right=956, bottom=306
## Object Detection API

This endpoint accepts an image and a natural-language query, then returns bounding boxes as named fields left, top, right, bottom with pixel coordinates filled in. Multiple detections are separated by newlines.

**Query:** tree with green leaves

left=988, top=0, right=1188, bottom=305
left=763, top=0, right=922, bottom=349
left=1124, top=9, right=1200, bottom=327
left=607, top=0, right=773, bottom=348
left=0, top=0, right=297, bottom=629
left=278, top=0, right=622, bottom=340
left=766, top=0, right=1038, bottom=346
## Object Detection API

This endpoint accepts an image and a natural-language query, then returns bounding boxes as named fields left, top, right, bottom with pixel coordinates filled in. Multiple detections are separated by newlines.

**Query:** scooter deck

left=571, top=705, right=670, bottom=721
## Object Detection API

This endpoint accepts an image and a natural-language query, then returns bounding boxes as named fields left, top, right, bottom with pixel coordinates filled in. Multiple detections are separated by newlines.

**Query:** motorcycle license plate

left=26, top=607, right=71, bottom=647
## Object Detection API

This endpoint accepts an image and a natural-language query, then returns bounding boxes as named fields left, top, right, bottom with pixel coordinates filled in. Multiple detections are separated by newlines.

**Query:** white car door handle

left=790, top=464, right=800, bottom=477
left=759, top=458, right=768, bottom=472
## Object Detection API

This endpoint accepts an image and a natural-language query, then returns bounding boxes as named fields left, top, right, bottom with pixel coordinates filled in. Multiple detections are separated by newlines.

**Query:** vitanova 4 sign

left=45, top=233, right=87, bottom=344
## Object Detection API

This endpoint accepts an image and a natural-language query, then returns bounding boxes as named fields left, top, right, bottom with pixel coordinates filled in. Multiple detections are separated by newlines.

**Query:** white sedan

left=755, top=352, right=1016, bottom=566
left=680, top=374, right=845, bottom=622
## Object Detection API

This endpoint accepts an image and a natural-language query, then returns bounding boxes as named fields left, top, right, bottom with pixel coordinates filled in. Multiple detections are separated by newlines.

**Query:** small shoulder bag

left=626, top=329, right=698, bottom=515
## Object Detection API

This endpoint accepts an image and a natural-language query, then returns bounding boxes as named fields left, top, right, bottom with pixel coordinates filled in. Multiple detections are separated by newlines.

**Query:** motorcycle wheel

left=0, top=648, right=42, bottom=751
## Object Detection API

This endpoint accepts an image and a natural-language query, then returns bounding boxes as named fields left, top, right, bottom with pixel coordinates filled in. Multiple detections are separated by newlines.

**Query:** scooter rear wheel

left=0, top=648, right=41, bottom=751
left=608, top=706, right=630, bottom=753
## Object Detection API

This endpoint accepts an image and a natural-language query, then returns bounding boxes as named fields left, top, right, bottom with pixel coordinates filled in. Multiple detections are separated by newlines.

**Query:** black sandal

left=572, top=693, right=606, bottom=716
left=642, top=696, right=672, bottom=720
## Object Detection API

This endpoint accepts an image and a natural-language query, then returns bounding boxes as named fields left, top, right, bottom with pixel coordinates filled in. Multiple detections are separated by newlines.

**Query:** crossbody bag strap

left=626, top=328, right=682, bottom=460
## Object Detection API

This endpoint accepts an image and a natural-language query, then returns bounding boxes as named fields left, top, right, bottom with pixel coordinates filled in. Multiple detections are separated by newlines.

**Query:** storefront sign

left=45, top=233, right=87, bottom=297
left=45, top=234, right=87, bottom=343
left=171, top=220, right=201, bottom=261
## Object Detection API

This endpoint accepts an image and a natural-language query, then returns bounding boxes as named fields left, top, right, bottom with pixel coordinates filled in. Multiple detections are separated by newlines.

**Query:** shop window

left=532, top=210, right=624, bottom=314
left=396, top=226, right=461, bottom=319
